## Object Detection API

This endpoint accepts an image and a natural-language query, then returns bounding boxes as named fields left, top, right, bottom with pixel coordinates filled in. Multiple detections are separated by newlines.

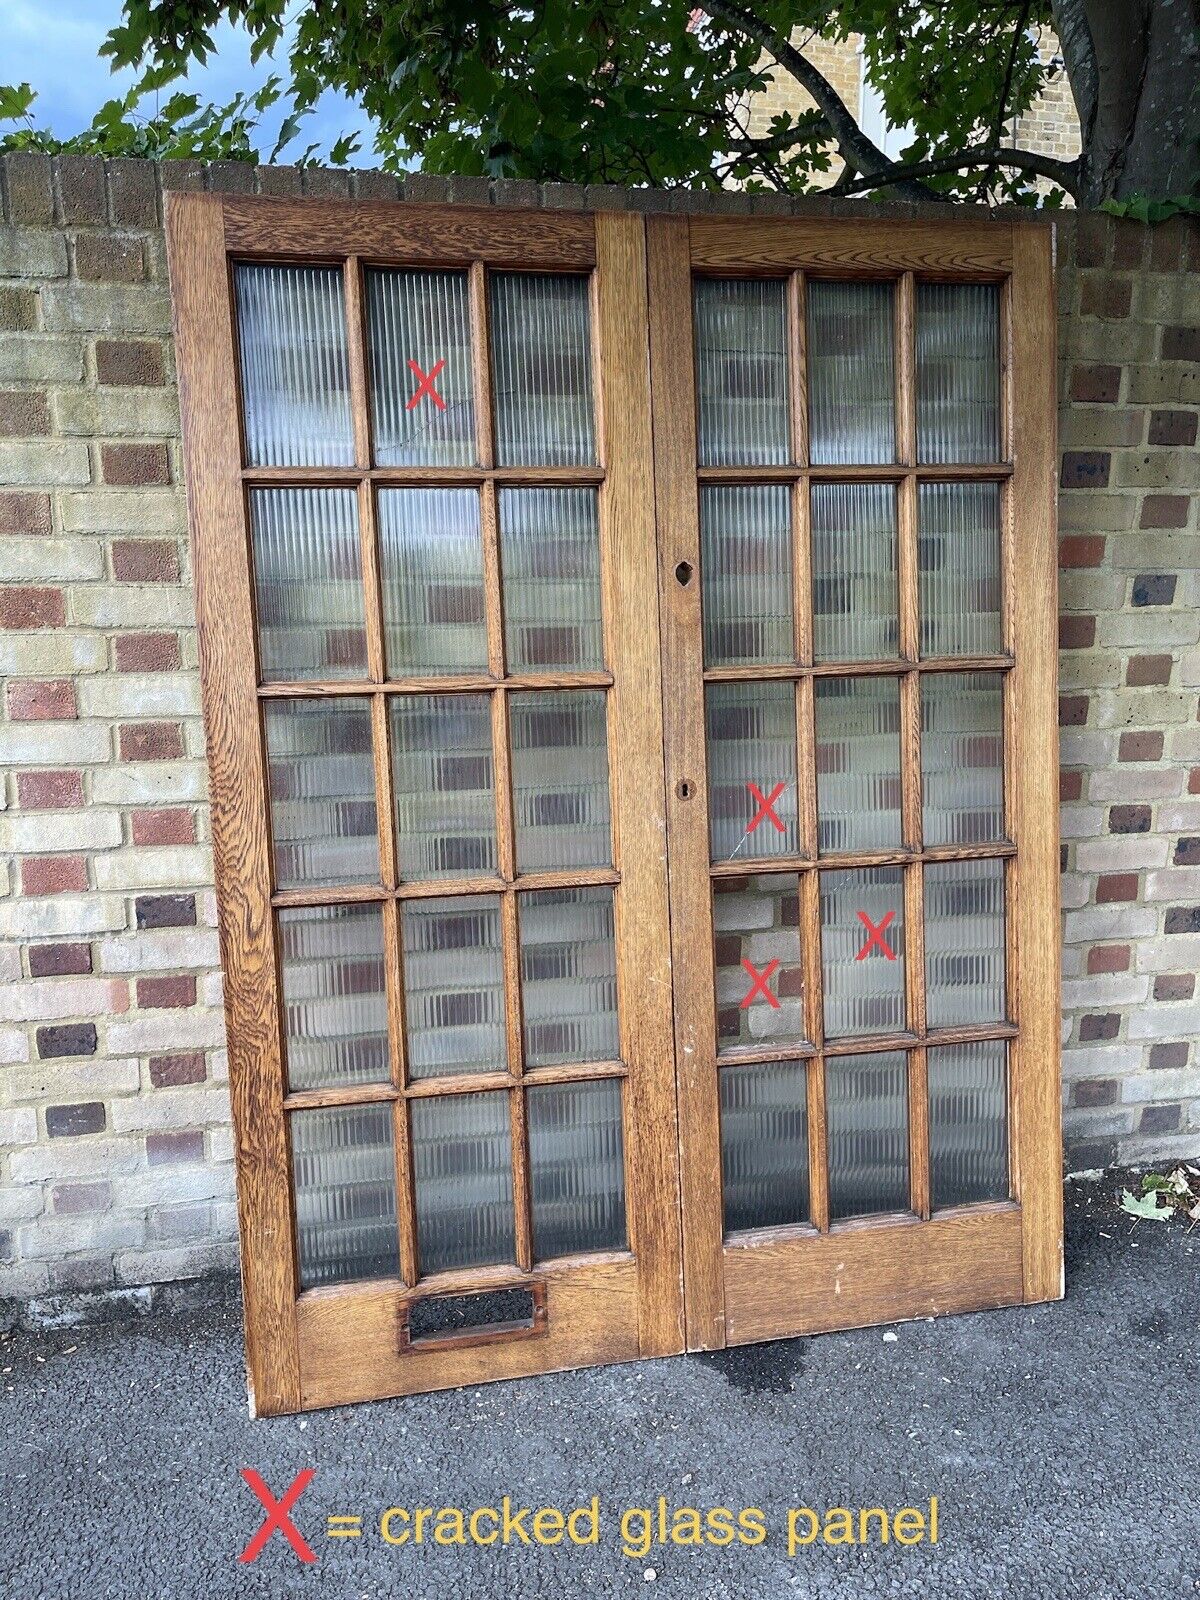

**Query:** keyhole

left=676, top=779, right=695, bottom=801
left=675, top=560, right=694, bottom=586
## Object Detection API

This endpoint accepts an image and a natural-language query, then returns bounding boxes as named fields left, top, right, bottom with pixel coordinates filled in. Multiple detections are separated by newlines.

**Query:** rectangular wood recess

left=168, top=193, right=1061, bottom=1415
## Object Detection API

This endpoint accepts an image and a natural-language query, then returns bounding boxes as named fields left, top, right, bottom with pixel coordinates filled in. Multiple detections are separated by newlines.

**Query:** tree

left=3, top=2, right=1198, bottom=207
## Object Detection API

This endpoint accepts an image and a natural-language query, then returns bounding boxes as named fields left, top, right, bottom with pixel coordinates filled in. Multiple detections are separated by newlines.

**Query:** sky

left=0, top=0, right=381, bottom=165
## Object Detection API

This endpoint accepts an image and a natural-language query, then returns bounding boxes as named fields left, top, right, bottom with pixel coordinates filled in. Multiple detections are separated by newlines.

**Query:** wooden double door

left=169, top=194, right=1061, bottom=1416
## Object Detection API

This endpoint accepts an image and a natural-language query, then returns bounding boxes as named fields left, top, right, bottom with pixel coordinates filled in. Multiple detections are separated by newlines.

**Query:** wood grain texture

left=689, top=216, right=1013, bottom=276
left=166, top=191, right=301, bottom=1417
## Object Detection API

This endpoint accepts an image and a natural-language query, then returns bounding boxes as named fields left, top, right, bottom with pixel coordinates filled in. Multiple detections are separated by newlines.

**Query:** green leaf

left=0, top=83, right=36, bottom=123
left=1120, top=1188, right=1174, bottom=1222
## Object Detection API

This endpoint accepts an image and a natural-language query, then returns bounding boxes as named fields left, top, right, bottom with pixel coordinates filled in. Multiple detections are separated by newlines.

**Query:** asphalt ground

left=1, top=1174, right=1197, bottom=1600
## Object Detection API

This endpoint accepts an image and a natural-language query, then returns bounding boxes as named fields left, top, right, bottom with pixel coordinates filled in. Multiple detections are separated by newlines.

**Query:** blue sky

left=1, top=0, right=381, bottom=165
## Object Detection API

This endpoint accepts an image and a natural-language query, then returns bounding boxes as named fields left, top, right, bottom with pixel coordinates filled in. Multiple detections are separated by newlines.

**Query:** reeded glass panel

left=712, top=875, right=805, bottom=1052
left=922, top=671, right=1004, bottom=846
left=693, top=278, right=789, bottom=465
left=919, top=483, right=1002, bottom=657
left=706, top=682, right=799, bottom=861
left=814, top=676, right=902, bottom=853
left=411, top=1092, right=515, bottom=1275
left=366, top=268, right=476, bottom=466
left=401, top=895, right=505, bottom=1079
left=821, top=866, right=906, bottom=1039
left=720, top=1061, right=809, bottom=1233
left=291, top=1104, right=398, bottom=1288
left=509, top=690, right=610, bottom=870
left=279, top=904, right=389, bottom=1091
left=234, top=264, right=353, bottom=467
left=264, top=698, right=378, bottom=889
left=378, top=488, right=487, bottom=676
left=520, top=887, right=618, bottom=1065
left=929, top=1039, right=1009, bottom=1208
left=249, top=488, right=366, bottom=682
left=917, top=283, right=1000, bottom=464
left=700, top=485, right=793, bottom=667
left=810, top=483, right=898, bottom=662
left=392, top=694, right=496, bottom=880
left=925, top=858, right=1007, bottom=1028
left=490, top=273, right=595, bottom=466
left=499, top=488, right=603, bottom=673
left=528, top=1079, right=626, bottom=1258
left=826, top=1051, right=909, bottom=1220
left=808, top=281, right=895, bottom=465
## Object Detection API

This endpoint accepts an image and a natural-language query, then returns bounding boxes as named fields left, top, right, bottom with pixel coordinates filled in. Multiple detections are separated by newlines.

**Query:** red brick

left=1109, top=804, right=1151, bottom=834
left=1096, top=873, right=1139, bottom=903
left=1087, top=944, right=1130, bottom=974
left=1111, top=221, right=1147, bottom=270
left=28, top=942, right=92, bottom=978
left=1059, top=694, right=1089, bottom=727
left=1148, top=409, right=1198, bottom=447
left=1079, top=1013, right=1120, bottom=1041
left=1059, top=535, right=1105, bottom=569
left=1074, top=1079, right=1118, bottom=1108
left=1141, top=1104, right=1181, bottom=1134
left=1118, top=730, right=1164, bottom=762
left=21, top=855, right=88, bottom=896
left=1126, top=654, right=1172, bottom=687
left=135, top=893, right=196, bottom=929
left=136, top=974, right=197, bottom=1009
left=50, top=1181, right=111, bottom=1214
left=131, top=808, right=196, bottom=846
left=1139, top=494, right=1189, bottom=529
left=1073, top=214, right=1110, bottom=268
left=1161, top=325, right=1200, bottom=361
left=111, top=539, right=179, bottom=583
left=1068, top=364, right=1120, bottom=404
left=146, top=1130, right=205, bottom=1166
left=101, top=442, right=170, bottom=487
left=1174, top=837, right=1200, bottom=866
left=119, top=722, right=184, bottom=761
left=0, top=390, right=50, bottom=436
left=1132, top=574, right=1177, bottom=607
left=1080, top=277, right=1132, bottom=320
left=114, top=632, right=181, bottom=672
left=1060, top=451, right=1110, bottom=489
left=1190, top=768, right=1200, bottom=795
left=1153, top=974, right=1195, bottom=1002
left=5, top=679, right=76, bottom=720
left=0, top=491, right=51, bottom=535
left=1058, top=615, right=1095, bottom=650
left=149, top=1052, right=206, bottom=1088
left=0, top=587, right=64, bottom=629
left=46, top=1102, right=106, bottom=1137
left=1148, top=1042, right=1189, bottom=1070
left=16, top=769, right=83, bottom=810
left=1059, top=770, right=1083, bottom=802
left=37, top=1022, right=97, bottom=1059
left=1149, top=218, right=1187, bottom=270
left=94, top=339, right=165, bottom=386
left=73, top=233, right=143, bottom=282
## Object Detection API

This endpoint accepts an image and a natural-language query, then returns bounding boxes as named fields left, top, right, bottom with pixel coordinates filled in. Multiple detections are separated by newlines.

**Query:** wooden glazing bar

left=257, top=671, right=614, bottom=698
left=283, top=1058, right=630, bottom=1112
left=787, top=270, right=809, bottom=467
left=241, top=465, right=607, bottom=487
left=701, top=655, right=1014, bottom=684
left=509, top=1083, right=534, bottom=1272
left=469, top=259, right=496, bottom=469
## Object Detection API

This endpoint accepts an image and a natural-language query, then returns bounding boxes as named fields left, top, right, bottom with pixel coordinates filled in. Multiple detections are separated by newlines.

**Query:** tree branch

left=977, top=0, right=1033, bottom=197
left=1051, top=0, right=1099, bottom=144
left=836, top=141, right=1082, bottom=196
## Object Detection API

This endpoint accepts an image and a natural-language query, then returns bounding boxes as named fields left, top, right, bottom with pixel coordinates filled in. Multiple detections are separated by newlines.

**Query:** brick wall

left=0, top=154, right=1197, bottom=1309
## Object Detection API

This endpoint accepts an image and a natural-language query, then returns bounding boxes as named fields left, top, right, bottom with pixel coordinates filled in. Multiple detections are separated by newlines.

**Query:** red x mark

left=740, top=958, right=781, bottom=1009
left=238, top=1468, right=317, bottom=1565
left=406, top=357, right=447, bottom=411
left=746, top=781, right=786, bottom=835
left=855, top=910, right=897, bottom=961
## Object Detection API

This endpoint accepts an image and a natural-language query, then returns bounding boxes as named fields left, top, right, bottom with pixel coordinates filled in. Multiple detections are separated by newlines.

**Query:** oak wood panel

left=722, top=1205, right=1024, bottom=1344
left=167, top=192, right=301, bottom=1417
left=689, top=216, right=1013, bottom=276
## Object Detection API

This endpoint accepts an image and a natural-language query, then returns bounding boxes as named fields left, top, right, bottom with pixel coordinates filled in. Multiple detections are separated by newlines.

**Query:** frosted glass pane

left=234, top=264, right=353, bottom=467
left=528, top=1079, right=626, bottom=1258
left=693, top=278, right=789, bottom=465
left=499, top=488, right=603, bottom=672
left=412, top=1092, right=515, bottom=1275
left=917, top=283, right=1000, bottom=464
left=929, top=1039, right=1009, bottom=1207
left=811, top=482, right=898, bottom=662
left=706, top=682, right=799, bottom=861
left=520, top=887, right=618, bottom=1065
left=366, top=268, right=475, bottom=465
left=720, top=1061, right=809, bottom=1233
left=713, top=874, right=805, bottom=1052
left=821, top=866, right=906, bottom=1039
left=919, top=483, right=1002, bottom=657
left=510, top=690, right=611, bottom=870
left=378, top=488, right=487, bottom=676
left=264, top=699, right=378, bottom=890
left=291, top=1104, right=398, bottom=1288
left=700, top=485, right=793, bottom=667
left=808, top=281, right=895, bottom=465
left=490, top=274, right=595, bottom=466
left=279, top=904, right=389, bottom=1091
left=392, top=694, right=496, bottom=880
left=922, top=671, right=1005, bottom=846
left=826, top=1051, right=909, bottom=1220
left=250, top=488, right=367, bottom=682
left=925, top=858, right=1006, bottom=1028
left=402, top=895, right=505, bottom=1079
left=815, top=676, right=902, bottom=852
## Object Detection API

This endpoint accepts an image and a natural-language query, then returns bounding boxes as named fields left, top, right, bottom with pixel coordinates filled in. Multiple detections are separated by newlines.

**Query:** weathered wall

left=0, top=154, right=1196, bottom=1306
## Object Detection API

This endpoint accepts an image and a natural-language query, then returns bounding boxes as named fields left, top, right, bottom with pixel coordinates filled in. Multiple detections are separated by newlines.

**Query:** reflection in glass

left=250, top=488, right=366, bottom=682
left=922, top=671, right=1004, bottom=846
left=528, top=1080, right=626, bottom=1258
left=693, top=277, right=789, bottom=465
left=392, top=694, right=496, bottom=880
left=412, top=1092, right=515, bottom=1274
left=705, top=681, right=799, bottom=861
left=291, top=1104, right=398, bottom=1288
left=720, top=1061, right=810, bottom=1233
left=234, top=264, right=353, bottom=467
left=811, top=482, right=898, bottom=662
left=402, top=895, right=505, bottom=1078
left=808, top=281, right=895, bottom=465
left=520, top=887, right=618, bottom=1065
left=919, top=482, right=1002, bottom=657
left=917, top=283, right=1000, bottom=464
left=712, top=875, right=804, bottom=1052
left=510, top=690, right=610, bottom=870
left=366, top=268, right=475, bottom=465
left=264, top=698, right=378, bottom=890
left=826, top=1051, right=909, bottom=1220
left=279, top=904, right=389, bottom=1091
left=490, top=274, right=595, bottom=466
left=499, top=488, right=603, bottom=672
left=821, top=866, right=906, bottom=1038
left=925, top=858, right=1006, bottom=1028
left=815, top=676, right=902, bottom=853
left=929, top=1039, right=1009, bottom=1207
left=700, top=485, right=793, bottom=667
left=378, top=488, right=487, bottom=676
